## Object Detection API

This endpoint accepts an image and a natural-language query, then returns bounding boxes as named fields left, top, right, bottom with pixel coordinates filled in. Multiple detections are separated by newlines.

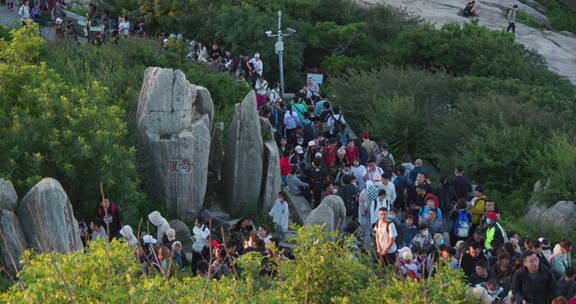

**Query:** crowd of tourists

left=11, top=2, right=572, bottom=302
left=84, top=79, right=575, bottom=303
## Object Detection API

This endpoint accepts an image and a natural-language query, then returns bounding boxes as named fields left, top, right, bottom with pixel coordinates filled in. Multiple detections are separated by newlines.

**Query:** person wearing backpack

left=339, top=175, right=359, bottom=225
left=484, top=212, right=506, bottom=250
left=309, top=157, right=329, bottom=207
left=18, top=0, right=31, bottom=24
left=370, top=189, right=390, bottom=225
left=470, top=186, right=488, bottom=233
left=375, top=208, right=398, bottom=266
left=450, top=199, right=471, bottom=246
left=376, top=142, right=395, bottom=176
left=283, top=104, right=301, bottom=146
left=360, top=132, right=379, bottom=162
left=393, top=166, right=411, bottom=212
left=327, top=107, right=346, bottom=136
left=97, top=195, right=123, bottom=240
left=506, top=5, right=519, bottom=34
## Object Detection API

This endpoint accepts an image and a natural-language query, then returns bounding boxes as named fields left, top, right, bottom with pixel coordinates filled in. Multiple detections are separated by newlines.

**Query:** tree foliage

left=0, top=226, right=474, bottom=303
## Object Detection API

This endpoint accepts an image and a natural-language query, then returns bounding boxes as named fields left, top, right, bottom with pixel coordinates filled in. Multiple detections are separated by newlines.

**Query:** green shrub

left=0, top=226, right=473, bottom=303
left=0, top=25, right=147, bottom=223
left=550, top=8, right=576, bottom=34
left=385, top=22, right=550, bottom=81
left=515, top=10, right=547, bottom=29
left=531, top=135, right=576, bottom=204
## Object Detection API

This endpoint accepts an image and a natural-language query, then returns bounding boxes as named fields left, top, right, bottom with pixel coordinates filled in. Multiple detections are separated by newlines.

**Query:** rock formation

left=284, top=190, right=313, bottom=225
left=260, top=118, right=282, bottom=212
left=304, top=204, right=336, bottom=231
left=17, top=178, right=83, bottom=253
left=524, top=201, right=576, bottom=230
left=222, top=91, right=264, bottom=216
left=0, top=179, right=26, bottom=276
left=320, top=195, right=347, bottom=230
left=137, top=67, right=213, bottom=220
left=0, top=179, right=17, bottom=211
left=304, top=195, right=347, bottom=231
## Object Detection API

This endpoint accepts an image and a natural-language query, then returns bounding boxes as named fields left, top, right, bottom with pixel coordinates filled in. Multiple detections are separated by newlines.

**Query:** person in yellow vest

left=484, top=212, right=506, bottom=250
left=470, top=186, right=488, bottom=232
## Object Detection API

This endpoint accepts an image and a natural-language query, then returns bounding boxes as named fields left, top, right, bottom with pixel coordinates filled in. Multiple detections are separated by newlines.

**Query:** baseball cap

left=295, top=145, right=304, bottom=154
left=486, top=212, right=498, bottom=220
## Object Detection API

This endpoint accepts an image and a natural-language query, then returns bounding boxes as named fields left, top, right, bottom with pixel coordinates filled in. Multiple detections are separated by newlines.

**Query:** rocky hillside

left=360, top=0, right=576, bottom=84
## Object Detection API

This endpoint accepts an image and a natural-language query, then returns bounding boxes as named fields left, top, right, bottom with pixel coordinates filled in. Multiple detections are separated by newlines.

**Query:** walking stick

left=100, top=183, right=111, bottom=241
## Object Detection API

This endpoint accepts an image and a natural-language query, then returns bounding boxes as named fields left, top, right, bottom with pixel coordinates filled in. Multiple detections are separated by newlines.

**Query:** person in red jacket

left=280, top=150, right=291, bottom=187
left=321, top=139, right=338, bottom=169
left=344, top=140, right=359, bottom=164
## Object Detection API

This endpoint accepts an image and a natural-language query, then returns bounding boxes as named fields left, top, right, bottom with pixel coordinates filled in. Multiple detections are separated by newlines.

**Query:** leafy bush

left=531, top=135, right=576, bottom=204
left=0, top=26, right=146, bottom=221
left=385, top=22, right=556, bottom=82
left=0, top=226, right=473, bottom=303
left=515, top=10, right=547, bottom=29
left=549, top=8, right=576, bottom=34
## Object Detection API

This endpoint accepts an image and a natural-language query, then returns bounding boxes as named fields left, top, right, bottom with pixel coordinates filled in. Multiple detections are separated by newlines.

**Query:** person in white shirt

left=375, top=208, right=398, bottom=266
left=351, top=158, right=367, bottom=190
left=269, top=191, right=289, bottom=239
left=306, top=77, right=320, bottom=98
left=358, top=182, right=372, bottom=237
left=118, top=15, right=130, bottom=37
left=370, top=189, right=391, bottom=225
left=258, top=224, right=273, bottom=245
left=327, top=108, right=346, bottom=135
left=268, top=83, right=282, bottom=105
left=249, top=53, right=263, bottom=77
left=381, top=173, right=397, bottom=206
left=18, top=0, right=31, bottom=24
left=191, top=216, right=210, bottom=275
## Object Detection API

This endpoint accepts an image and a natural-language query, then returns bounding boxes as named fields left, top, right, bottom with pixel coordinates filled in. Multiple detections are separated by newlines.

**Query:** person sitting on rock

left=462, top=1, right=479, bottom=18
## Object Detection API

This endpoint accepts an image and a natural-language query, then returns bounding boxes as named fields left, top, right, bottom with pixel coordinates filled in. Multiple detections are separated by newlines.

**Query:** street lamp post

left=266, top=10, right=295, bottom=97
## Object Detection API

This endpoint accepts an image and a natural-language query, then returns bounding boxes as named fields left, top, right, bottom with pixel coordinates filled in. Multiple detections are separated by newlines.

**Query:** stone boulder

left=284, top=190, right=313, bottom=226
left=304, top=204, right=335, bottom=231
left=137, top=67, right=213, bottom=220
left=16, top=178, right=82, bottom=253
left=0, top=178, right=18, bottom=210
left=260, top=118, right=281, bottom=212
left=168, top=219, right=193, bottom=256
left=222, top=91, right=263, bottom=216
left=320, top=195, right=347, bottom=230
left=0, top=209, right=27, bottom=275
left=524, top=201, right=576, bottom=230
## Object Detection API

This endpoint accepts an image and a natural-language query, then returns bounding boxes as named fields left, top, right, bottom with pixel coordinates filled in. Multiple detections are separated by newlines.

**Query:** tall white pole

left=277, top=11, right=285, bottom=96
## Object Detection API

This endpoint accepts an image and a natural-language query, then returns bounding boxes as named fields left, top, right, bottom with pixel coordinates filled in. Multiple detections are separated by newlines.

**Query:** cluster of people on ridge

left=79, top=73, right=575, bottom=303
left=254, top=79, right=574, bottom=303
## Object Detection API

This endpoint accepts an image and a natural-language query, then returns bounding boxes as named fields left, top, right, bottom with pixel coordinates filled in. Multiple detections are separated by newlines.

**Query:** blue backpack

left=453, top=210, right=471, bottom=238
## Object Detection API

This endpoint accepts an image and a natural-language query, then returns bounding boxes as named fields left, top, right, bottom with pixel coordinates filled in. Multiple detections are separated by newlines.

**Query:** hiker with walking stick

left=97, top=185, right=123, bottom=240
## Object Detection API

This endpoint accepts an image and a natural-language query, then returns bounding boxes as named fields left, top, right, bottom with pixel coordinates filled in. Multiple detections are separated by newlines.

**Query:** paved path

left=0, top=5, right=19, bottom=28
left=360, top=0, right=576, bottom=84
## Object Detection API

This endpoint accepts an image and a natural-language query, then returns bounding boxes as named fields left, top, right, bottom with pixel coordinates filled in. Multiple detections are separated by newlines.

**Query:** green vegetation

left=519, top=0, right=576, bottom=34
left=0, top=24, right=249, bottom=224
left=515, top=10, right=547, bottom=29
left=329, top=22, right=576, bottom=221
left=549, top=8, right=576, bottom=34
left=0, top=226, right=475, bottom=303
left=101, top=0, right=420, bottom=90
